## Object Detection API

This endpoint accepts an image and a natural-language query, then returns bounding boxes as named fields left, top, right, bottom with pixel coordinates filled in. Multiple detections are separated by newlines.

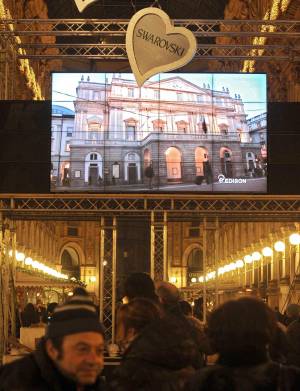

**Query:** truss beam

left=0, top=19, right=299, bottom=62
left=1, top=196, right=300, bottom=221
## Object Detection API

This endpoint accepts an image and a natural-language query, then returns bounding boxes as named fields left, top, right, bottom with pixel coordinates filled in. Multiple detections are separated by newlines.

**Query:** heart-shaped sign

left=74, top=0, right=97, bottom=13
left=126, top=7, right=197, bottom=87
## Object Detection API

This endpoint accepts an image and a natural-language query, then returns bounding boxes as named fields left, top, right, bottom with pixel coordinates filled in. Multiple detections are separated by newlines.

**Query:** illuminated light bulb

left=224, top=264, right=231, bottom=272
left=274, top=241, right=285, bottom=252
left=289, top=233, right=300, bottom=245
left=169, top=276, right=177, bottom=283
left=235, top=260, right=244, bottom=268
left=244, top=255, right=253, bottom=264
left=191, top=277, right=197, bottom=283
left=25, top=257, right=33, bottom=266
left=9, top=250, right=13, bottom=257
left=252, top=252, right=261, bottom=261
left=262, top=247, right=273, bottom=257
left=103, top=260, right=108, bottom=266
left=198, top=276, right=204, bottom=283
left=68, top=292, right=73, bottom=296
left=16, top=251, right=25, bottom=262
left=90, top=276, right=96, bottom=283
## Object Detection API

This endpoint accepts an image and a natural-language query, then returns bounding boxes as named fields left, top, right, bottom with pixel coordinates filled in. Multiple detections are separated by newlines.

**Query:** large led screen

left=51, top=73, right=267, bottom=193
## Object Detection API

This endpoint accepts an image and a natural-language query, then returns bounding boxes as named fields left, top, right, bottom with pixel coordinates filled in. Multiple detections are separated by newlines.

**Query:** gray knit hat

left=46, top=295, right=104, bottom=339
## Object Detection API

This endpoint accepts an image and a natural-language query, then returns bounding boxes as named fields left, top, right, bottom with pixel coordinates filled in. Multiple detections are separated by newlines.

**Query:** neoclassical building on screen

left=51, top=75, right=265, bottom=189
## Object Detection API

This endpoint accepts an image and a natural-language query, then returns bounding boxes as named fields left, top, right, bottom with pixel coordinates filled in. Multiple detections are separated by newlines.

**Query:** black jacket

left=109, top=316, right=199, bottom=391
left=185, top=360, right=300, bottom=391
left=0, top=339, right=106, bottom=391
left=287, top=318, right=300, bottom=367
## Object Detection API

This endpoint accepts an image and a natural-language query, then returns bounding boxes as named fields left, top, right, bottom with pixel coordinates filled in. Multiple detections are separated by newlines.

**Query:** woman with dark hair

left=122, top=272, right=159, bottom=303
left=110, top=298, right=198, bottom=391
left=186, top=297, right=300, bottom=391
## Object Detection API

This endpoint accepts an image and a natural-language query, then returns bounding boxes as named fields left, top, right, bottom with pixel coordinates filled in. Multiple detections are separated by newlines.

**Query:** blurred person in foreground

left=0, top=296, right=107, bottom=391
left=284, top=303, right=300, bottom=326
left=185, top=297, right=300, bottom=391
left=156, top=282, right=213, bottom=365
left=110, top=297, right=197, bottom=391
left=286, top=305, right=300, bottom=367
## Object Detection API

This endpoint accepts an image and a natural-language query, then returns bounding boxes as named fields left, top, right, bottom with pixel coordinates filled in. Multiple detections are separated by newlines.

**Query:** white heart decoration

left=74, top=0, right=97, bottom=13
left=126, top=7, right=197, bottom=87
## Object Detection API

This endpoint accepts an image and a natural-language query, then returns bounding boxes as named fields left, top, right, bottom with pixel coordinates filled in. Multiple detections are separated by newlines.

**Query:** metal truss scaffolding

left=99, top=216, right=117, bottom=342
left=2, top=195, right=300, bottom=221
left=0, top=19, right=299, bottom=61
left=150, top=211, right=167, bottom=281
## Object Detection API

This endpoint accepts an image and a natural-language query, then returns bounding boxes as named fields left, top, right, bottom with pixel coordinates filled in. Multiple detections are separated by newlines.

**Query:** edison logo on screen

left=50, top=72, right=267, bottom=193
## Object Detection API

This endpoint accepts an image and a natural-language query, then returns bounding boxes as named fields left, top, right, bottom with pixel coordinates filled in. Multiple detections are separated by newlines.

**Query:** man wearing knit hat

left=0, top=295, right=107, bottom=390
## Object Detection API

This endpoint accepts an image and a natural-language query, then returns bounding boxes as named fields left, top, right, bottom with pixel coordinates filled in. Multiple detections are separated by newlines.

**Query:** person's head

left=123, top=272, right=157, bottom=302
left=45, top=296, right=105, bottom=386
left=179, top=300, right=193, bottom=317
left=156, top=281, right=180, bottom=306
left=286, top=303, right=300, bottom=319
left=116, top=297, right=161, bottom=349
left=208, top=297, right=277, bottom=357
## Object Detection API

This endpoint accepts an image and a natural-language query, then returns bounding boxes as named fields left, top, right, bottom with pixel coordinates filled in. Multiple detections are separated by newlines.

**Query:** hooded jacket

left=0, top=339, right=106, bottom=391
left=109, top=316, right=199, bottom=391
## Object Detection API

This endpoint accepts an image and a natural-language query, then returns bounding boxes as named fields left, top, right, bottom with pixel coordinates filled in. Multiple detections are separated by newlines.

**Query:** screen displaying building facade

left=51, top=73, right=267, bottom=192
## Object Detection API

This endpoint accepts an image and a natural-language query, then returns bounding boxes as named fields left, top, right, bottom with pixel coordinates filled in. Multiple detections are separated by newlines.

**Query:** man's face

left=47, top=332, right=104, bottom=386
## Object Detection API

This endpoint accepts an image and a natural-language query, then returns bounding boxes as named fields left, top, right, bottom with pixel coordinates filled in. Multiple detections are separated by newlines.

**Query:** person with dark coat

left=0, top=296, right=107, bottom=391
left=185, top=297, right=300, bottom=391
left=156, top=282, right=213, bottom=364
left=284, top=303, right=300, bottom=326
left=286, top=317, right=300, bottom=368
left=110, top=298, right=197, bottom=391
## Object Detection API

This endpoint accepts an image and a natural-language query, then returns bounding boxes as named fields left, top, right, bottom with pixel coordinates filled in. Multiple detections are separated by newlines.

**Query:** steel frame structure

left=1, top=195, right=300, bottom=221
left=0, top=19, right=299, bottom=61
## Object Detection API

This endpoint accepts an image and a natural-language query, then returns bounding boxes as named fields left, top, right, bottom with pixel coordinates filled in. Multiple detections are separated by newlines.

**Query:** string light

left=262, top=247, right=273, bottom=257
left=274, top=240, right=285, bottom=252
left=244, top=254, right=253, bottom=264
left=252, top=251, right=262, bottom=261
left=289, top=233, right=300, bottom=245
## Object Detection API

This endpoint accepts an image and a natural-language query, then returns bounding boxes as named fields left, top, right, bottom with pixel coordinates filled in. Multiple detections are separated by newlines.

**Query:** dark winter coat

left=109, top=316, right=199, bottom=391
left=286, top=318, right=300, bottom=368
left=0, top=339, right=106, bottom=391
left=185, top=360, right=300, bottom=391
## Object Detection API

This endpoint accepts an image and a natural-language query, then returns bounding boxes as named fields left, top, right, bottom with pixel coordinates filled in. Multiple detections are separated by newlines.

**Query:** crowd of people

left=1, top=272, right=300, bottom=390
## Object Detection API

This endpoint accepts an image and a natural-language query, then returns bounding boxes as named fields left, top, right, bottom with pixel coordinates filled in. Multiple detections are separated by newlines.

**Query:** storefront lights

left=191, top=277, right=197, bottom=283
left=169, top=276, right=177, bottom=283
left=262, top=247, right=273, bottom=257
left=274, top=241, right=285, bottom=252
left=252, top=251, right=261, bottom=261
left=289, top=233, right=300, bottom=245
